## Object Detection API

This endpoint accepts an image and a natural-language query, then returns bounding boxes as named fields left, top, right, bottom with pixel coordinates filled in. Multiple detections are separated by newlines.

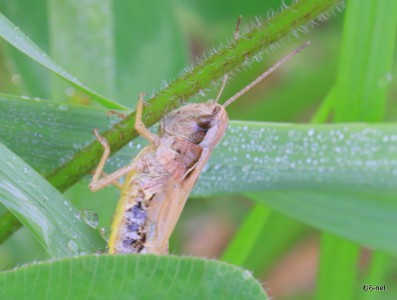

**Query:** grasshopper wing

left=145, top=148, right=212, bottom=254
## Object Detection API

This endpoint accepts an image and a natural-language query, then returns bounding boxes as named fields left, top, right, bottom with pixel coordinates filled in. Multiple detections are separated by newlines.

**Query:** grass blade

left=316, top=1, right=397, bottom=298
left=315, top=234, right=360, bottom=300
left=1, top=95, right=396, bottom=195
left=248, top=190, right=397, bottom=255
left=333, top=1, right=397, bottom=122
left=0, top=0, right=50, bottom=98
left=0, top=12, right=125, bottom=109
left=221, top=203, right=271, bottom=266
left=47, top=0, right=116, bottom=100
left=0, top=142, right=104, bottom=257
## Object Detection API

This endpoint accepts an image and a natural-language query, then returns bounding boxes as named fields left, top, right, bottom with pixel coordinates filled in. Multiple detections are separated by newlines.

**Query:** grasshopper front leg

left=89, top=129, right=138, bottom=191
left=134, top=92, right=158, bottom=144
left=90, top=93, right=159, bottom=192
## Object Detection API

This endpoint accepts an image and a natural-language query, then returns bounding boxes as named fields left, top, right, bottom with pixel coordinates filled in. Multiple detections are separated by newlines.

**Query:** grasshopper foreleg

left=134, top=93, right=158, bottom=145
left=89, top=129, right=137, bottom=192
left=90, top=92, right=161, bottom=192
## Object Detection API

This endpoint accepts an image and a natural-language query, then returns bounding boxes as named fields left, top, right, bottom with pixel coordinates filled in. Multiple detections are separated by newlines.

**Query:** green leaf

left=315, top=1, right=397, bottom=299
left=0, top=255, right=268, bottom=300
left=247, top=190, right=397, bottom=254
left=113, top=0, right=188, bottom=105
left=315, top=234, right=360, bottom=300
left=360, top=252, right=392, bottom=300
left=0, top=12, right=125, bottom=109
left=0, top=0, right=50, bottom=98
left=221, top=204, right=271, bottom=266
left=221, top=206, right=308, bottom=275
left=1, top=95, right=396, bottom=195
left=240, top=212, right=308, bottom=276
left=332, top=0, right=397, bottom=122
left=47, top=0, right=116, bottom=100
left=0, top=142, right=104, bottom=257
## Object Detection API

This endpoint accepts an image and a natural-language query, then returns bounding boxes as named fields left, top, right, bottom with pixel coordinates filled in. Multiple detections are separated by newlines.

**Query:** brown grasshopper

left=89, top=42, right=309, bottom=254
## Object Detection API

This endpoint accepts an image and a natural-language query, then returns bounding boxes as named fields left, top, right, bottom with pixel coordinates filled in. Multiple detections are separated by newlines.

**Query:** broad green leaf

left=1, top=95, right=396, bottom=195
left=0, top=255, right=268, bottom=300
left=0, top=12, right=124, bottom=109
left=247, top=190, right=397, bottom=254
left=0, top=142, right=104, bottom=257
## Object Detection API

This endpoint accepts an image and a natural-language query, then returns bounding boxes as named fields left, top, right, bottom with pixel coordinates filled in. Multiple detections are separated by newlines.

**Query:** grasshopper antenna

left=214, top=74, right=229, bottom=104
left=223, top=41, right=310, bottom=108
left=213, top=15, right=242, bottom=104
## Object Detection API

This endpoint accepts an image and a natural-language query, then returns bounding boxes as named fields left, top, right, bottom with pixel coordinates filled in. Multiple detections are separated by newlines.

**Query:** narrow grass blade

left=247, top=190, right=397, bottom=254
left=47, top=0, right=116, bottom=100
left=0, top=12, right=125, bottom=109
left=0, top=0, right=50, bottom=98
left=316, top=1, right=397, bottom=298
left=316, top=234, right=360, bottom=300
left=0, top=143, right=104, bottom=257
left=333, top=1, right=397, bottom=122
left=221, top=203, right=271, bottom=266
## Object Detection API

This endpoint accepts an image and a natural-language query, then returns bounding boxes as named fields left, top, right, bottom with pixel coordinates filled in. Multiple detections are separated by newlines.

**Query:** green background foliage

left=0, top=0, right=396, bottom=299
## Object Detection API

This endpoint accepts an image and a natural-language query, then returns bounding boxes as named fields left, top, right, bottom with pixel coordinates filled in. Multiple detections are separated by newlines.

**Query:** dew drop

left=67, top=240, right=79, bottom=254
left=242, top=270, right=253, bottom=280
left=80, top=209, right=99, bottom=229
left=58, top=104, right=69, bottom=111
left=242, top=165, right=251, bottom=172
left=74, top=211, right=81, bottom=221
left=100, top=227, right=111, bottom=242
left=70, top=230, right=78, bottom=239
left=64, top=87, right=76, bottom=97
left=11, top=74, right=22, bottom=85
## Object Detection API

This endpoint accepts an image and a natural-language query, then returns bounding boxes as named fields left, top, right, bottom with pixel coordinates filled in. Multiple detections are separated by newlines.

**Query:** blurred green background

left=0, top=0, right=397, bottom=299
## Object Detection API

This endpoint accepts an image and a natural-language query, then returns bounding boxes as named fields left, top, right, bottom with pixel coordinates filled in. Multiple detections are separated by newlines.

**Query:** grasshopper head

left=160, top=103, right=228, bottom=147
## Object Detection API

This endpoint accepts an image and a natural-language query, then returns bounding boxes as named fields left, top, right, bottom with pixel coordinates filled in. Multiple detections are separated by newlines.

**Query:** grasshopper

left=89, top=42, right=309, bottom=254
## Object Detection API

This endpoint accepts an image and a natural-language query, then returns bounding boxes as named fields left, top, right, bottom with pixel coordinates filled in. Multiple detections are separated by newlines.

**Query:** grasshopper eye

left=196, top=115, right=212, bottom=131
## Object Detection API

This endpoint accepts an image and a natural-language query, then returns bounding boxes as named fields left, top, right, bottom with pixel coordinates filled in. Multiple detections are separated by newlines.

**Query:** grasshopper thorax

left=160, top=103, right=228, bottom=147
